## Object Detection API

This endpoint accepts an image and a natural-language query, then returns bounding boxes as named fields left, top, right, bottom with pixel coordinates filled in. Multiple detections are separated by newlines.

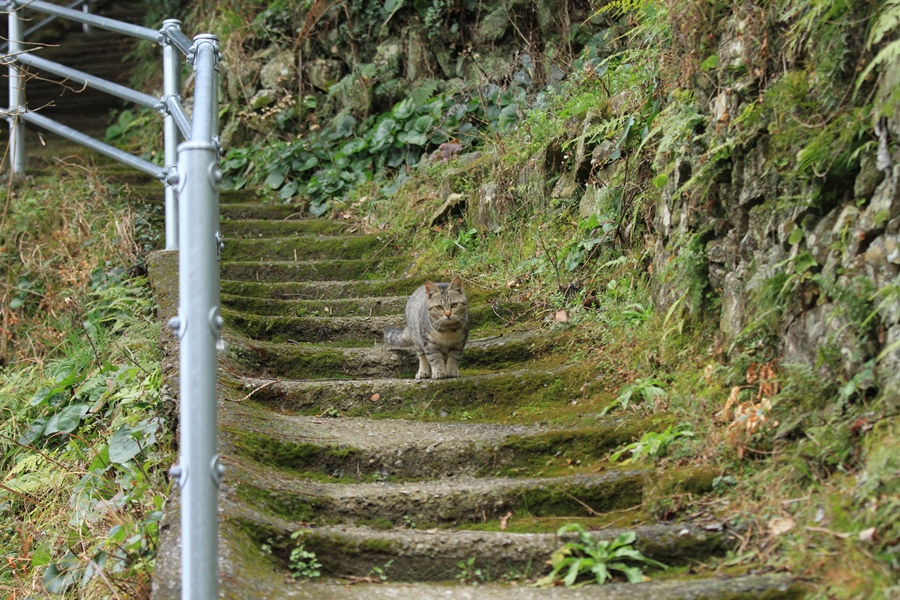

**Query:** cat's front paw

left=431, top=370, right=449, bottom=379
left=415, top=370, right=431, bottom=380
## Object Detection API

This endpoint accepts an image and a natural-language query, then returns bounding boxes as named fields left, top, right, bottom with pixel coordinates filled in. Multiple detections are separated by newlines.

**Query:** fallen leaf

left=370, top=393, right=381, bottom=402
left=555, top=309, right=569, bottom=323
left=768, top=516, right=796, bottom=536
left=499, top=511, right=513, bottom=530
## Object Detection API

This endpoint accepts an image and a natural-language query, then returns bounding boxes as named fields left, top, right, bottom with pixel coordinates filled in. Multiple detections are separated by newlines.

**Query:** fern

left=856, top=0, right=900, bottom=90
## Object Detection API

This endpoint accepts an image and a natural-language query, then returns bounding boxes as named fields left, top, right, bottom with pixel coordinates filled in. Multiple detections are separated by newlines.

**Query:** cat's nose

left=444, top=310, right=452, bottom=318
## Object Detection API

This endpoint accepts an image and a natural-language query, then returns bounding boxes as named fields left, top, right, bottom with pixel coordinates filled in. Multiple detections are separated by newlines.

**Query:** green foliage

left=288, top=533, right=322, bottom=579
left=456, top=556, right=490, bottom=585
left=602, top=377, right=667, bottom=415
left=609, top=423, right=694, bottom=463
left=535, top=524, right=666, bottom=587
left=222, top=82, right=527, bottom=214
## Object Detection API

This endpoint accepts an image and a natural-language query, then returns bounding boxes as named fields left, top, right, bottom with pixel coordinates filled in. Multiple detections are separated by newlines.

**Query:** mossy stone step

left=221, top=218, right=351, bottom=238
left=228, top=331, right=557, bottom=380
left=232, top=363, right=596, bottom=419
left=218, top=573, right=801, bottom=600
left=221, top=256, right=412, bottom=283
left=233, top=465, right=646, bottom=526
left=220, top=277, right=509, bottom=303
left=220, top=401, right=662, bottom=480
left=223, top=303, right=535, bottom=343
left=221, top=277, right=431, bottom=300
left=229, top=504, right=740, bottom=581
left=220, top=202, right=310, bottom=220
left=221, top=234, right=393, bottom=262
left=222, top=292, right=409, bottom=317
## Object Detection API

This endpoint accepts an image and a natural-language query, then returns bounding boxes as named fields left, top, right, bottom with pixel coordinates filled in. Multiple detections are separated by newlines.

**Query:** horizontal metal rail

left=17, top=52, right=160, bottom=109
left=12, top=0, right=159, bottom=42
left=21, top=110, right=164, bottom=178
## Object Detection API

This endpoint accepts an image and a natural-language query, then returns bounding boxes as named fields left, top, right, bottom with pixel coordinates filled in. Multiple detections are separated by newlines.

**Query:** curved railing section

left=3, top=2, right=223, bottom=598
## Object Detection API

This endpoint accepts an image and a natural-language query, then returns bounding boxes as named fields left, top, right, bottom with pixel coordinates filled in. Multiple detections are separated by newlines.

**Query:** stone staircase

left=2, top=3, right=800, bottom=598
left=148, top=193, right=802, bottom=599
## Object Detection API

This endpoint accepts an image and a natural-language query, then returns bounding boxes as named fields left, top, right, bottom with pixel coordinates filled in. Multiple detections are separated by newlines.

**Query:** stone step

left=220, top=202, right=312, bottom=220
left=216, top=574, right=800, bottom=600
left=223, top=302, right=535, bottom=343
left=229, top=330, right=555, bottom=379
left=230, top=461, right=648, bottom=526
left=221, top=285, right=525, bottom=317
left=223, top=501, right=742, bottom=581
left=220, top=401, right=665, bottom=481
left=220, top=256, right=413, bottom=283
left=221, top=218, right=352, bottom=238
left=221, top=234, right=394, bottom=262
left=220, top=276, right=512, bottom=301
left=232, top=362, right=597, bottom=419
left=222, top=293, right=410, bottom=317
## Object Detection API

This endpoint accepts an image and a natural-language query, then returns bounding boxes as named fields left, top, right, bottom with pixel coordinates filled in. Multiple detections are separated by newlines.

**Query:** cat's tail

left=384, top=327, right=413, bottom=347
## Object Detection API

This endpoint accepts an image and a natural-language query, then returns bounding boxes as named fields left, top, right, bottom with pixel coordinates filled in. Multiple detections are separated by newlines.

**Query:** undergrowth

left=1, top=161, right=169, bottom=598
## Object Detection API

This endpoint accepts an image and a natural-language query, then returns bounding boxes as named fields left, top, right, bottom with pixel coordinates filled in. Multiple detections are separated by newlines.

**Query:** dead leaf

left=703, top=363, right=716, bottom=386
left=499, top=511, right=513, bottom=530
left=370, top=393, right=381, bottom=402
left=555, top=309, right=569, bottom=323
left=858, top=527, right=877, bottom=543
left=768, top=516, right=796, bottom=536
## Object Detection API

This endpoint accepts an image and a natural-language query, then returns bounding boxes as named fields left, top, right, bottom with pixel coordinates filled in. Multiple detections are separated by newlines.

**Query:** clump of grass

left=1, top=159, right=169, bottom=597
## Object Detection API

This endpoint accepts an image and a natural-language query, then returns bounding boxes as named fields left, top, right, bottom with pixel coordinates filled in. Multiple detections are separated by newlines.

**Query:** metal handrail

left=3, top=3, right=223, bottom=599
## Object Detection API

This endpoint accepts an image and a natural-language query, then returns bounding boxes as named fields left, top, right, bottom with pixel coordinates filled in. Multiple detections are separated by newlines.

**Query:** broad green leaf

left=109, top=424, right=143, bottom=465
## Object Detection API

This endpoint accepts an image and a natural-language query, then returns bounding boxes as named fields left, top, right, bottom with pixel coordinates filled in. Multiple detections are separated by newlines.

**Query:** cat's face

left=425, top=278, right=468, bottom=329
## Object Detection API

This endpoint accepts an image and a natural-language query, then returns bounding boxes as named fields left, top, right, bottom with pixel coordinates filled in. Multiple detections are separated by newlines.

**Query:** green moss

left=221, top=255, right=413, bottom=283
left=228, top=429, right=360, bottom=473
left=235, top=482, right=324, bottom=522
left=222, top=234, right=390, bottom=262
left=518, top=474, right=644, bottom=517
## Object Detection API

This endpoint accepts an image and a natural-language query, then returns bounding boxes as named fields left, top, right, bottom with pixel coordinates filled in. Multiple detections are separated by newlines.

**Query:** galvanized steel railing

left=3, top=2, right=223, bottom=598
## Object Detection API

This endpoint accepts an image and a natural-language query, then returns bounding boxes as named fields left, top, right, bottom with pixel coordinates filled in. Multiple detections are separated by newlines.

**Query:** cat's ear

left=449, top=277, right=463, bottom=292
left=424, top=281, right=438, bottom=295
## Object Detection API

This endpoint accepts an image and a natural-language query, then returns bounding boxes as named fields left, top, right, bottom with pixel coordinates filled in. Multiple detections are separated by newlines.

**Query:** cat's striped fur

left=384, top=277, right=469, bottom=379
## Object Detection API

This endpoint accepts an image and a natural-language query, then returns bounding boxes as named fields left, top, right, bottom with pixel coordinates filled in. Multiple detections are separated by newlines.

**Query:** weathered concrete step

left=220, top=202, right=311, bottom=220
left=221, top=256, right=412, bottom=283
left=222, top=292, right=409, bottom=317
left=221, top=218, right=352, bottom=238
left=229, top=330, right=555, bottom=379
left=221, top=574, right=801, bottom=600
left=220, top=276, right=433, bottom=300
left=220, top=277, right=510, bottom=303
left=233, top=363, right=595, bottom=418
left=220, top=402, right=662, bottom=480
left=221, top=234, right=394, bottom=262
left=223, top=302, right=535, bottom=343
left=229, top=502, right=741, bottom=581
left=231, top=459, right=647, bottom=526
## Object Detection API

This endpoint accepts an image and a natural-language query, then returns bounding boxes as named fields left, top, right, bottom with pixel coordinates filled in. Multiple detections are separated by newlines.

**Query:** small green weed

left=601, top=377, right=667, bottom=415
left=535, top=524, right=666, bottom=587
left=288, top=533, right=322, bottom=579
left=609, top=423, right=694, bottom=463
left=456, top=556, right=490, bottom=585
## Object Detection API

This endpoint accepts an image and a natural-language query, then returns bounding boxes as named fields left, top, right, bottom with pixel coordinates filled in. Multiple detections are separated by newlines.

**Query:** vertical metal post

left=171, top=33, right=222, bottom=600
left=162, top=19, right=182, bottom=250
left=81, top=0, right=93, bottom=34
left=6, top=2, right=26, bottom=175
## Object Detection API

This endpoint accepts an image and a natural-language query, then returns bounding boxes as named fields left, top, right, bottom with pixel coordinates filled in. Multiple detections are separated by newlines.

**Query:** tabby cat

left=384, top=277, right=470, bottom=379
